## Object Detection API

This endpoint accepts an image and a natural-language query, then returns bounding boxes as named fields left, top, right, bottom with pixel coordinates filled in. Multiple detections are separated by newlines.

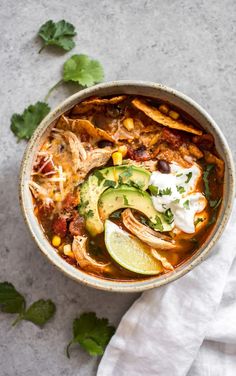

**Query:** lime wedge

left=104, top=220, right=163, bottom=275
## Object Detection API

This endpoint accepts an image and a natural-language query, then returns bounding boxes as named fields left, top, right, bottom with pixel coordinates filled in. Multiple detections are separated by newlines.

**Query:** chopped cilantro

left=177, top=186, right=185, bottom=194
left=194, top=218, right=204, bottom=226
left=94, top=170, right=104, bottom=185
left=158, top=187, right=172, bottom=197
left=185, top=172, right=192, bottom=184
left=163, top=209, right=174, bottom=224
left=203, top=164, right=215, bottom=199
left=173, top=199, right=180, bottom=204
left=148, top=185, right=159, bottom=196
left=123, top=195, right=130, bottom=206
left=150, top=216, right=164, bottom=232
left=183, top=200, right=190, bottom=210
left=209, top=198, right=222, bottom=209
left=103, top=180, right=116, bottom=188
left=176, top=173, right=183, bottom=177
left=119, top=167, right=133, bottom=180
left=84, top=210, right=94, bottom=219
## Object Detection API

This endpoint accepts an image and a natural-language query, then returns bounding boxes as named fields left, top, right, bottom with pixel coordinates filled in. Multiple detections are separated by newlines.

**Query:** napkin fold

left=98, top=203, right=236, bottom=376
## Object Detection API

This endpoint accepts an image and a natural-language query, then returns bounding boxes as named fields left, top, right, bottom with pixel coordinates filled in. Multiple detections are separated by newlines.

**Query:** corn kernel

left=63, top=244, right=72, bottom=255
left=118, top=145, right=128, bottom=157
left=159, top=104, right=169, bottom=114
left=112, top=151, right=123, bottom=166
left=169, top=110, right=180, bottom=120
left=52, top=235, right=61, bottom=247
left=150, top=133, right=160, bottom=146
left=54, top=192, right=62, bottom=202
left=123, top=118, right=134, bottom=131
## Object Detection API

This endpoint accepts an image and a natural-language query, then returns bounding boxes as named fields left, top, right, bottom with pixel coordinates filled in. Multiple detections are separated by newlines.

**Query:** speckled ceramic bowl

left=20, top=81, right=235, bottom=292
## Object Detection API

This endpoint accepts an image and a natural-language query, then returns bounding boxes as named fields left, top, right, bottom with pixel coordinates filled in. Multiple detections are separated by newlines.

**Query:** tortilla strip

left=72, top=95, right=126, bottom=115
left=132, top=98, right=202, bottom=136
left=56, top=115, right=114, bottom=142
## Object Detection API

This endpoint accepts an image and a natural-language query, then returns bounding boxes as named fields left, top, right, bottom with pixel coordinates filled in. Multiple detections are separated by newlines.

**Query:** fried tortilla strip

left=72, top=95, right=127, bottom=114
left=132, top=98, right=203, bottom=136
left=57, top=115, right=114, bottom=142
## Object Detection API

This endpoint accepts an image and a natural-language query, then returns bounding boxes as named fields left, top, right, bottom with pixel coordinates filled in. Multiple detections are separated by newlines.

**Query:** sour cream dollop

left=149, top=163, right=207, bottom=233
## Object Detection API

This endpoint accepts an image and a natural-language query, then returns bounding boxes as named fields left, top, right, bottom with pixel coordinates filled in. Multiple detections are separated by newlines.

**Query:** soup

left=29, top=95, right=224, bottom=281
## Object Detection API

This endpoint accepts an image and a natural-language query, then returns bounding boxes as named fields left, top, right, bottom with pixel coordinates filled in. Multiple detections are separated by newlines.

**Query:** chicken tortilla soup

left=30, top=95, right=224, bottom=280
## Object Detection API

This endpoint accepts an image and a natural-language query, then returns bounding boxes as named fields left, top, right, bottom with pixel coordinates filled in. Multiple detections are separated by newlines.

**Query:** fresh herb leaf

left=119, top=167, right=133, bottom=180
left=84, top=210, right=94, bottom=219
left=38, top=20, right=76, bottom=53
left=78, top=200, right=89, bottom=215
left=94, top=170, right=104, bottom=185
left=148, top=185, right=159, bottom=196
left=10, top=102, right=50, bottom=141
left=63, top=54, right=104, bottom=87
left=183, top=200, right=190, bottom=210
left=163, top=209, right=174, bottom=224
left=173, top=199, right=180, bottom=204
left=150, top=216, right=164, bottom=232
left=185, top=172, right=192, bottom=184
left=158, top=187, right=172, bottom=196
left=177, top=186, right=185, bottom=194
left=123, top=195, right=130, bottom=206
left=194, top=218, right=204, bottom=226
left=66, top=312, right=115, bottom=358
left=110, top=210, right=123, bottom=219
left=209, top=198, right=222, bottom=209
left=46, top=54, right=104, bottom=100
left=103, top=180, right=116, bottom=188
left=0, top=282, right=25, bottom=314
left=176, top=173, right=183, bottom=177
left=203, top=164, right=215, bottom=199
left=22, top=299, right=56, bottom=327
left=129, top=180, right=145, bottom=190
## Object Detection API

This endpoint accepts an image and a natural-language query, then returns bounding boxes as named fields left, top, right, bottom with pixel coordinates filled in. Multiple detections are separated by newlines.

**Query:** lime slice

left=104, top=220, right=163, bottom=275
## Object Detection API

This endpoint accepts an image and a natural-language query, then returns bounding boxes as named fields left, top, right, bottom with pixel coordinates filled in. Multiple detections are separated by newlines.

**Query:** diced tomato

left=52, top=216, right=67, bottom=237
left=192, top=134, right=214, bottom=150
left=69, top=213, right=85, bottom=236
left=62, top=193, right=78, bottom=211
left=160, top=128, right=182, bottom=149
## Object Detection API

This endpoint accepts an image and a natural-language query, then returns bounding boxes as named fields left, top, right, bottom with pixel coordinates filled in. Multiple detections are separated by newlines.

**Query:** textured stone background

left=0, top=0, right=235, bottom=375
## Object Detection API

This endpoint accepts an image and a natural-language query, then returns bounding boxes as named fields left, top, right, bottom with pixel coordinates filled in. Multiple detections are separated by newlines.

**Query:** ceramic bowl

left=20, top=81, right=235, bottom=292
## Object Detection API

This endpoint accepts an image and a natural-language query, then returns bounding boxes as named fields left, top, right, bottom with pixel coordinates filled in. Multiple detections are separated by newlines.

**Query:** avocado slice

left=99, top=186, right=172, bottom=232
left=79, top=166, right=151, bottom=236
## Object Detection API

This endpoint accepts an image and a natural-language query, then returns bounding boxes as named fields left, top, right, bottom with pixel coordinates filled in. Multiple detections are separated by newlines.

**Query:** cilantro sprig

left=66, top=312, right=115, bottom=357
left=38, top=20, right=76, bottom=53
left=203, top=164, right=215, bottom=199
left=10, top=102, right=50, bottom=141
left=0, top=282, right=56, bottom=327
left=46, top=54, right=104, bottom=100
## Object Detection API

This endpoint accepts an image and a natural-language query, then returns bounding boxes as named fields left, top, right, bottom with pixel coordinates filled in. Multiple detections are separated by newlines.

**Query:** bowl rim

left=19, top=80, right=235, bottom=292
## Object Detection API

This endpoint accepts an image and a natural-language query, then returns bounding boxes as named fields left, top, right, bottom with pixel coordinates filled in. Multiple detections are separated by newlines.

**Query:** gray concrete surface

left=0, top=0, right=235, bottom=375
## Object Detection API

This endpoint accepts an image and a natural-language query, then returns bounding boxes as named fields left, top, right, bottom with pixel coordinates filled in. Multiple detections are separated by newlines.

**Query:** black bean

left=157, top=159, right=170, bottom=174
left=97, top=140, right=114, bottom=148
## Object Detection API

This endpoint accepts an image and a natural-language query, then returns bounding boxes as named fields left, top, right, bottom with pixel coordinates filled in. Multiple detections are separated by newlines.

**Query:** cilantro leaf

left=10, top=102, right=50, bottom=141
left=22, top=299, right=56, bottom=327
left=183, top=200, right=190, bottom=210
left=185, top=172, right=192, bottom=184
left=103, top=180, right=116, bottom=188
left=63, top=54, right=104, bottom=87
left=119, top=167, right=133, bottom=181
left=148, top=185, right=159, bottom=196
left=195, top=217, right=204, bottom=226
left=94, top=170, right=104, bottom=186
left=66, top=312, right=115, bottom=357
left=163, top=208, right=174, bottom=224
left=150, top=216, right=164, bottom=232
left=0, top=282, right=25, bottom=314
left=38, top=20, right=76, bottom=53
left=209, top=198, right=222, bottom=209
left=158, top=187, right=172, bottom=197
left=177, top=186, right=185, bottom=194
left=203, top=164, right=215, bottom=200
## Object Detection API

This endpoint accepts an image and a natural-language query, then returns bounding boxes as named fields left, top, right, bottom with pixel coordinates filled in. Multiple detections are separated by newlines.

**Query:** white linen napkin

left=97, top=202, right=236, bottom=376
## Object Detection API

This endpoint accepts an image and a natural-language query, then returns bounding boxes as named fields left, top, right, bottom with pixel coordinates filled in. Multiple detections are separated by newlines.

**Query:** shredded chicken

left=122, top=209, right=177, bottom=250
left=29, top=181, right=53, bottom=206
left=77, top=148, right=112, bottom=182
left=63, top=131, right=86, bottom=172
left=151, top=249, right=174, bottom=271
left=72, top=235, right=111, bottom=273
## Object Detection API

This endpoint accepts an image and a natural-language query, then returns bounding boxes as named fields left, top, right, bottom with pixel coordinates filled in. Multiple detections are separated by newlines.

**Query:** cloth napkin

left=97, top=202, right=236, bottom=376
